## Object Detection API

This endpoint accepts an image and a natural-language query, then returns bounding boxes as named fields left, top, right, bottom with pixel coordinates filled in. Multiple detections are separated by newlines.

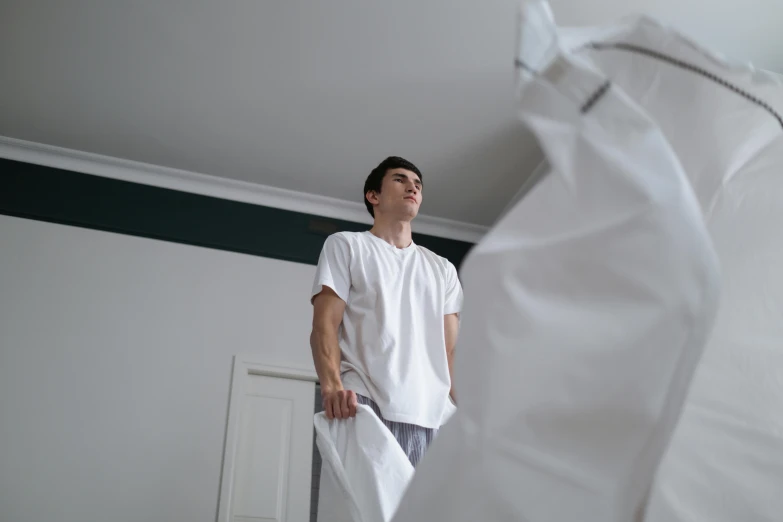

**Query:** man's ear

left=365, top=190, right=379, bottom=206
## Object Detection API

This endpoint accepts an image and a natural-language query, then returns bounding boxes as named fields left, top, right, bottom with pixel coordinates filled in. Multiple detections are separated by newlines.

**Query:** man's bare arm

left=310, top=286, right=357, bottom=419
left=444, top=313, right=460, bottom=403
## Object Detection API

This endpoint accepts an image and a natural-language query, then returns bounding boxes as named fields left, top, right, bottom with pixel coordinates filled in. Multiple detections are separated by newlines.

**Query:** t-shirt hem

left=374, top=409, right=446, bottom=430
left=341, top=371, right=450, bottom=429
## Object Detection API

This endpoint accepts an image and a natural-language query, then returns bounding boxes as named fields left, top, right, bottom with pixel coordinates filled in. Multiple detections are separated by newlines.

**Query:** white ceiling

left=1, top=1, right=781, bottom=227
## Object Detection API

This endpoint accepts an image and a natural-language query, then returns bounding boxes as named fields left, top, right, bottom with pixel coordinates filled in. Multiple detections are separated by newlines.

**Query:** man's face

left=370, top=168, right=423, bottom=219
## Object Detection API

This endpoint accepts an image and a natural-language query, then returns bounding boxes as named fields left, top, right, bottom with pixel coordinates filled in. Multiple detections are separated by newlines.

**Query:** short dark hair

left=363, top=156, right=423, bottom=217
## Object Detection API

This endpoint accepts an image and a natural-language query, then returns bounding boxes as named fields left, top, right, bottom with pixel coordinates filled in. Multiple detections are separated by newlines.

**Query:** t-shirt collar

left=364, top=230, right=417, bottom=253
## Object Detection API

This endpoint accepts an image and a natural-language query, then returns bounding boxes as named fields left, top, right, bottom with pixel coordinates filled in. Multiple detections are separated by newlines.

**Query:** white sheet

left=314, top=405, right=413, bottom=522
left=562, top=11, right=783, bottom=522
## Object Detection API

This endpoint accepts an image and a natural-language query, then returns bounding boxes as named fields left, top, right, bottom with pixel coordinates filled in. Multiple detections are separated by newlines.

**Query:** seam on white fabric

left=580, top=42, right=783, bottom=130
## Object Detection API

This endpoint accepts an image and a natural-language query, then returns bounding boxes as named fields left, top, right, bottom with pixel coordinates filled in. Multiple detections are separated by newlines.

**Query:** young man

left=309, top=156, right=463, bottom=466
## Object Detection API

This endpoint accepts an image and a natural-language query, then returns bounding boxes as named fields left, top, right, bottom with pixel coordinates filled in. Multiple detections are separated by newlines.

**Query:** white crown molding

left=0, top=135, right=488, bottom=243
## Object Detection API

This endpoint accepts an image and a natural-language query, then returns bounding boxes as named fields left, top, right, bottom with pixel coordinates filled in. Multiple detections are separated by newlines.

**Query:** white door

left=219, top=365, right=316, bottom=522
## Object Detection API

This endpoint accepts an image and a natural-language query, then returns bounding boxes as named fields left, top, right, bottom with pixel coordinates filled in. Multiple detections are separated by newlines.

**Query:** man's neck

left=369, top=217, right=413, bottom=249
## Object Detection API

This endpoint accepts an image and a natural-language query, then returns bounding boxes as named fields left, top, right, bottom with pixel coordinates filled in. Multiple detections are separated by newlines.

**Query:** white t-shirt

left=311, top=231, right=463, bottom=429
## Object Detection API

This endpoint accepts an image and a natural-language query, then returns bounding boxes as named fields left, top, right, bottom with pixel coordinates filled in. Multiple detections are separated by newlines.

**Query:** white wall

left=0, top=215, right=317, bottom=522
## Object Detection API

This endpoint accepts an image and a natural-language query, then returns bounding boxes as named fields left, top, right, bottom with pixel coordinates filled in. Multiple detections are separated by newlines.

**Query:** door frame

left=217, top=354, right=318, bottom=522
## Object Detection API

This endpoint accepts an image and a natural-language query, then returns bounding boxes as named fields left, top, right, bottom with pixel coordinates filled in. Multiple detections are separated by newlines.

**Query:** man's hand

left=322, top=389, right=358, bottom=420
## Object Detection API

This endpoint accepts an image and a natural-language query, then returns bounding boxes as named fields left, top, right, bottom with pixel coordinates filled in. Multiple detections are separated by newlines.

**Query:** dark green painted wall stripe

left=0, top=158, right=474, bottom=268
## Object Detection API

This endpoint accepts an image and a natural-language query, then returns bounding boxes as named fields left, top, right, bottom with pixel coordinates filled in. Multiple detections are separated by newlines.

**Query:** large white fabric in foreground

left=560, top=13, right=783, bottom=522
left=391, top=3, right=722, bottom=521
left=314, top=405, right=413, bottom=522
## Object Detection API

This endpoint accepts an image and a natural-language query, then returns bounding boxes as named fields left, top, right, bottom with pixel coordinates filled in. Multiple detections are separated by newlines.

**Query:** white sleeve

left=443, top=262, right=463, bottom=315
left=311, top=234, right=352, bottom=304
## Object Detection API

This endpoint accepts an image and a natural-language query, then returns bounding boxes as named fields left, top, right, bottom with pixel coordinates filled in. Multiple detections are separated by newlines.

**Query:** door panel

left=228, top=374, right=315, bottom=522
